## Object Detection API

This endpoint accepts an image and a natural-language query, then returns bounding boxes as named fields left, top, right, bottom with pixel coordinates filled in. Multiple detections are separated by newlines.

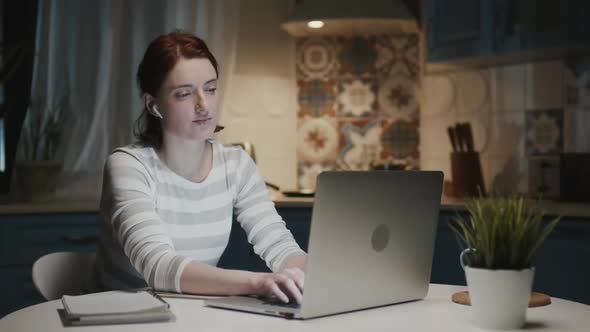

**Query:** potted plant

left=16, top=93, right=71, bottom=201
left=449, top=195, right=560, bottom=330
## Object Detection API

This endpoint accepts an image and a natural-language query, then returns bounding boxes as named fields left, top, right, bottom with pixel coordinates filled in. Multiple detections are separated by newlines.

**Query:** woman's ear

left=143, top=94, right=163, bottom=119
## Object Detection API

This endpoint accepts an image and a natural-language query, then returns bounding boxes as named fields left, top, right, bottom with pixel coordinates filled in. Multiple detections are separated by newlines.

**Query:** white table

left=1, top=284, right=588, bottom=331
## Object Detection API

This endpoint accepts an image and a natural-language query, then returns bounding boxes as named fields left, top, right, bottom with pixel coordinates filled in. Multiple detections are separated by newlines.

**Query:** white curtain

left=18, top=0, right=240, bottom=199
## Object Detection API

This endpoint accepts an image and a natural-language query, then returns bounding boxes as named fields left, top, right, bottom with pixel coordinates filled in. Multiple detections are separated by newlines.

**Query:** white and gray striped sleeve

left=233, top=150, right=306, bottom=272
left=104, top=151, right=193, bottom=293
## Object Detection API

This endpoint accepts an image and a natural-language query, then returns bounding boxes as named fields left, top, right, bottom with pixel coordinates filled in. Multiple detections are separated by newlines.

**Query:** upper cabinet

left=427, top=0, right=590, bottom=65
left=427, top=0, right=494, bottom=61
left=496, top=0, right=579, bottom=53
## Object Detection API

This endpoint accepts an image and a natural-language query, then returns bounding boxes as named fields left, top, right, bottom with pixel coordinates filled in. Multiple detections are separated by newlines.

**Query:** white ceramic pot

left=465, top=266, right=535, bottom=330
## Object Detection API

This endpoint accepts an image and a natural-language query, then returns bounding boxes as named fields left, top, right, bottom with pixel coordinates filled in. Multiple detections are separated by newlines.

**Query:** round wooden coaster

left=451, top=291, right=551, bottom=307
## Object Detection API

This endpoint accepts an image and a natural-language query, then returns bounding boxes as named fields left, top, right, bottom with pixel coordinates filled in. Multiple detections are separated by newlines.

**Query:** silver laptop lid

left=300, top=171, right=443, bottom=319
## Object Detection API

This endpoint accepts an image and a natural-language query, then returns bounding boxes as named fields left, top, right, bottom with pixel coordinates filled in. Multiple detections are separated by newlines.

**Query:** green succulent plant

left=449, top=195, right=560, bottom=270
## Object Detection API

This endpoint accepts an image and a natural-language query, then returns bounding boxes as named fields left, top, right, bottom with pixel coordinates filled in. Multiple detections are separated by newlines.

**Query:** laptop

left=204, top=170, right=444, bottom=319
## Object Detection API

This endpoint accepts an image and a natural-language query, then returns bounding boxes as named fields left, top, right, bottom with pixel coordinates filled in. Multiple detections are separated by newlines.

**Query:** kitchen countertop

left=438, top=196, right=590, bottom=219
left=269, top=192, right=590, bottom=219
left=0, top=191, right=588, bottom=218
left=0, top=197, right=101, bottom=215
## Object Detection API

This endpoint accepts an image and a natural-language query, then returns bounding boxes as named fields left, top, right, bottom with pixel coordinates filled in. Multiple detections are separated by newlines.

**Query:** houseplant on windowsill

left=449, top=195, right=560, bottom=330
left=16, top=93, right=71, bottom=201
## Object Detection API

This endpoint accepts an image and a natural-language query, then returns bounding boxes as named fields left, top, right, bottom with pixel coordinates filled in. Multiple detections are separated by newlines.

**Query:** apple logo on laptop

left=371, top=224, right=390, bottom=252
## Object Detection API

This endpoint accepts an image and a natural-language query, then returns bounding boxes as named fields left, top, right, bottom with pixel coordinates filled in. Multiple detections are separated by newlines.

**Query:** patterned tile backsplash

left=337, top=79, right=377, bottom=118
left=292, top=35, right=590, bottom=194
left=525, top=109, right=564, bottom=156
left=295, top=34, right=421, bottom=189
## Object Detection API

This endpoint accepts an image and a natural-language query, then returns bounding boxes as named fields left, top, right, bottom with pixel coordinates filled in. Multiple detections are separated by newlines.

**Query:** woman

left=94, top=31, right=306, bottom=304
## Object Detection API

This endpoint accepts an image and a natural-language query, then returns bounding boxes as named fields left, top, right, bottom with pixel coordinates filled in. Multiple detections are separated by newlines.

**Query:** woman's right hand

left=249, top=268, right=305, bottom=304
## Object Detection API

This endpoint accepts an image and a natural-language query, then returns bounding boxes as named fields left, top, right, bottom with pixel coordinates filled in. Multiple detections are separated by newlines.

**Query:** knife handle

left=464, top=123, right=474, bottom=152
left=454, top=124, right=465, bottom=152
left=447, top=127, right=458, bottom=152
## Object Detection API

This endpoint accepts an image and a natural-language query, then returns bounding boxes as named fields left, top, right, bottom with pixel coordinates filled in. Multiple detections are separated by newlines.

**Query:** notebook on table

left=61, top=289, right=174, bottom=326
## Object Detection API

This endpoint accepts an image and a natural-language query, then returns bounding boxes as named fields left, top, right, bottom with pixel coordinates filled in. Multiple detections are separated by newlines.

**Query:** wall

left=219, top=1, right=423, bottom=191
left=216, top=0, right=299, bottom=190
left=220, top=1, right=590, bottom=196
left=420, top=57, right=590, bottom=197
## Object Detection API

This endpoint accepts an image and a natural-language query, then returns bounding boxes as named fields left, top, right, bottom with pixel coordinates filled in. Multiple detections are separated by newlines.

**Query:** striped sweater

left=94, top=140, right=305, bottom=293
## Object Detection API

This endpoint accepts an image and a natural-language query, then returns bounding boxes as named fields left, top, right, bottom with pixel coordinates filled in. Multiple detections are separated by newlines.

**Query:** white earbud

left=149, top=105, right=163, bottom=119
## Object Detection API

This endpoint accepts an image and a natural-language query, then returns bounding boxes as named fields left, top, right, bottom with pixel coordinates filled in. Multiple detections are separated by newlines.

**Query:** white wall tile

left=525, top=60, right=564, bottom=110
left=487, top=156, right=528, bottom=195
left=455, top=106, right=492, bottom=153
left=255, top=117, right=297, bottom=159
left=213, top=0, right=299, bottom=189
left=563, top=62, right=579, bottom=107
left=258, top=157, right=297, bottom=190
left=486, top=111, right=526, bottom=158
left=218, top=78, right=298, bottom=189
left=563, top=56, right=590, bottom=109
left=450, top=69, right=491, bottom=114
left=421, top=72, right=491, bottom=158
left=422, top=60, right=585, bottom=197
left=421, top=74, right=454, bottom=117
left=563, top=108, right=590, bottom=153
left=420, top=112, right=456, bottom=159
left=420, top=157, right=451, bottom=182
left=490, top=64, right=526, bottom=112
left=576, top=72, right=590, bottom=109
left=528, top=156, right=560, bottom=199
left=479, top=152, right=492, bottom=194
left=217, top=116, right=251, bottom=143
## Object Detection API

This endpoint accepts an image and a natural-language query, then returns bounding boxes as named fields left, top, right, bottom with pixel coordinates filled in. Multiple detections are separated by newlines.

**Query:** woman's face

left=156, top=57, right=219, bottom=141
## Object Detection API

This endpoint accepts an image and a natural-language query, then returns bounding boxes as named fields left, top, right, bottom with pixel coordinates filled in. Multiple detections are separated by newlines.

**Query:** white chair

left=32, top=251, right=96, bottom=301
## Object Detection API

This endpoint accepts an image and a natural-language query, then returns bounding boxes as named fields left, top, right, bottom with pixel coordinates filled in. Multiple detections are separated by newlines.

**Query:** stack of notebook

left=61, top=290, right=174, bottom=326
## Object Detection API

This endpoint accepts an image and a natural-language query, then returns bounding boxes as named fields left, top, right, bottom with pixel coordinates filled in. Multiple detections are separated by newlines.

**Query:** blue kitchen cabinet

left=218, top=207, right=312, bottom=273
left=427, top=0, right=588, bottom=63
left=1, top=206, right=589, bottom=317
left=430, top=210, right=466, bottom=286
left=495, top=0, right=580, bottom=54
left=225, top=206, right=590, bottom=305
left=0, top=213, right=101, bottom=317
left=218, top=207, right=590, bottom=305
left=532, top=217, right=590, bottom=305
left=0, top=208, right=310, bottom=317
left=427, top=0, right=494, bottom=61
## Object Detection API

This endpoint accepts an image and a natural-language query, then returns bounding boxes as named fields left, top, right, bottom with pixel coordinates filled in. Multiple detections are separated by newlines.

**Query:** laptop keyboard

left=261, top=298, right=301, bottom=309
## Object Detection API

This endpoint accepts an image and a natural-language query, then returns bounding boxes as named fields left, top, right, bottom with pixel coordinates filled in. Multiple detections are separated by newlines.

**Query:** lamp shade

left=281, top=0, right=418, bottom=37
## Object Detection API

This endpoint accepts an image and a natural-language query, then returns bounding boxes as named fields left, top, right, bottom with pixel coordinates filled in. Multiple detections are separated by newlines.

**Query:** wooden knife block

left=450, top=152, right=486, bottom=197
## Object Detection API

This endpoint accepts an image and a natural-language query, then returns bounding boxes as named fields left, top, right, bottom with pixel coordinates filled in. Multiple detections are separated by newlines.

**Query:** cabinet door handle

left=62, top=235, right=98, bottom=244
